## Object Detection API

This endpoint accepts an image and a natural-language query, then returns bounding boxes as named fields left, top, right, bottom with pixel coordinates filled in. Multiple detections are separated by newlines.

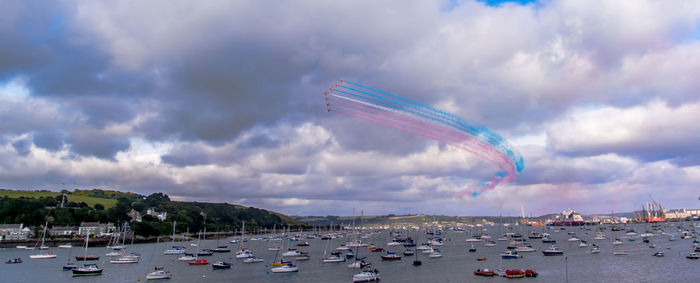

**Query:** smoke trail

left=324, top=79, right=524, bottom=199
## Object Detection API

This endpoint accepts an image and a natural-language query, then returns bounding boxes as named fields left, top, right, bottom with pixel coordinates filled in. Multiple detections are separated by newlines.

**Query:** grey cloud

left=12, top=138, right=32, bottom=156
left=33, top=130, right=67, bottom=152
left=67, top=130, right=129, bottom=160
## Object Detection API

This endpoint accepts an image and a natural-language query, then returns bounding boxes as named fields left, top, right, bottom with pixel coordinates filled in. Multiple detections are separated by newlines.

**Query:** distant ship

left=547, top=209, right=584, bottom=226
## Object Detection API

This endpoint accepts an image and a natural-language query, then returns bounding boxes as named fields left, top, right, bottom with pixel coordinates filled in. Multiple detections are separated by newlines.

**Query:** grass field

left=0, top=189, right=118, bottom=209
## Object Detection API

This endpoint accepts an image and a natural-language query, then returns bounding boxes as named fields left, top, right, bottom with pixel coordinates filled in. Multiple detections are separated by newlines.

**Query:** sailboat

left=147, top=237, right=172, bottom=280
left=351, top=210, right=379, bottom=282
left=63, top=239, right=78, bottom=270
left=188, top=229, right=208, bottom=266
left=30, top=221, right=56, bottom=259
left=110, top=223, right=140, bottom=264
left=235, top=221, right=254, bottom=259
left=164, top=221, right=185, bottom=255
left=72, top=233, right=103, bottom=276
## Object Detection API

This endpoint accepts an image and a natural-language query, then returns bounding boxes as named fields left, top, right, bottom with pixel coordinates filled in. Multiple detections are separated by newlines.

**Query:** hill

left=0, top=189, right=118, bottom=209
left=0, top=189, right=305, bottom=237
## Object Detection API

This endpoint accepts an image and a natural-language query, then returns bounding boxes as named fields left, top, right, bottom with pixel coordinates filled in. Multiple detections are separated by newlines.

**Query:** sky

left=2, top=0, right=700, bottom=217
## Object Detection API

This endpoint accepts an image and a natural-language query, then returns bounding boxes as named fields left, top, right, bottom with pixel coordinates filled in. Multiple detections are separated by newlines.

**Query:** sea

left=1, top=222, right=698, bottom=283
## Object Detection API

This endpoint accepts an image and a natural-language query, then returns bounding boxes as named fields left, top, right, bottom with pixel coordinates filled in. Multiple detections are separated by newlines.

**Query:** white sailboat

left=351, top=210, right=379, bottom=282
left=147, top=237, right=172, bottom=280
left=30, top=221, right=56, bottom=259
left=164, top=221, right=185, bottom=255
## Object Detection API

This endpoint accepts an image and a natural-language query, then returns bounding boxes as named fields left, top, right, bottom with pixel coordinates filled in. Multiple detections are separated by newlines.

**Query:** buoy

left=137, top=278, right=141, bottom=281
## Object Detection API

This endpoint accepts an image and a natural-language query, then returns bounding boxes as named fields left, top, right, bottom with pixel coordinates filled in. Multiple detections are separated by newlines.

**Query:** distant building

left=49, top=226, right=79, bottom=237
left=665, top=208, right=700, bottom=220
left=146, top=208, right=167, bottom=221
left=128, top=209, right=142, bottom=222
left=78, top=222, right=115, bottom=236
left=0, top=224, right=31, bottom=241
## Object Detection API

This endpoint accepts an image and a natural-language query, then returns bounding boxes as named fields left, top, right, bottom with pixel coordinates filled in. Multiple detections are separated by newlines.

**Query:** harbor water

left=1, top=223, right=698, bottom=283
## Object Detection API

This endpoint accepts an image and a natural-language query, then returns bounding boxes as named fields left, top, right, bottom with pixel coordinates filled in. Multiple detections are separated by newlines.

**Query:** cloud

left=1, top=0, right=700, bottom=215
left=547, top=100, right=700, bottom=163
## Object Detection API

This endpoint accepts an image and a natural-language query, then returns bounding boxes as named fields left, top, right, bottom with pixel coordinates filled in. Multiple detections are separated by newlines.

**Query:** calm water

left=1, top=223, right=698, bottom=283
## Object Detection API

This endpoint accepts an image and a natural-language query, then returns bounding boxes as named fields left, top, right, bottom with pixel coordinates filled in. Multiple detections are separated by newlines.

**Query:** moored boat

left=72, top=264, right=103, bottom=276
left=542, top=245, right=563, bottom=256
left=243, top=257, right=265, bottom=263
left=352, top=267, right=379, bottom=282
left=146, top=269, right=172, bottom=280
left=500, top=250, right=522, bottom=259
left=474, top=268, right=494, bottom=276
left=188, top=259, right=209, bottom=265
left=29, top=251, right=57, bottom=259
left=5, top=258, right=23, bottom=264
left=380, top=251, right=401, bottom=260
left=271, top=263, right=299, bottom=273
left=75, top=255, right=100, bottom=261
left=212, top=261, right=232, bottom=269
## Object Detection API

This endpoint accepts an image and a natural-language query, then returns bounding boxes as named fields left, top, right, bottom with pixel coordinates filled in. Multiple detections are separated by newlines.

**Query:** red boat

left=505, top=269, right=525, bottom=278
left=476, top=257, right=487, bottom=261
left=525, top=269, right=538, bottom=277
left=474, top=269, right=494, bottom=276
left=371, top=248, right=385, bottom=252
left=188, top=259, right=208, bottom=265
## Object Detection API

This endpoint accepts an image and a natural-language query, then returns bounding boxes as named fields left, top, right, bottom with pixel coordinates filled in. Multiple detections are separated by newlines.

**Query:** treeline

left=0, top=190, right=306, bottom=238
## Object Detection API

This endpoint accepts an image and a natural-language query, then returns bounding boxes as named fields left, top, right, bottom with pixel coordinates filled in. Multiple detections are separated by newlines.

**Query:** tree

left=94, top=203, right=104, bottom=210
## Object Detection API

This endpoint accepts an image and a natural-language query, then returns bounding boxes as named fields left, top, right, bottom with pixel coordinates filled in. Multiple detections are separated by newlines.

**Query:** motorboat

left=484, top=240, right=497, bottom=247
left=687, top=252, right=699, bottom=260
left=58, top=244, right=73, bottom=249
left=542, top=245, right=564, bottom=256
left=501, top=250, right=522, bottom=259
left=652, top=251, right=664, bottom=257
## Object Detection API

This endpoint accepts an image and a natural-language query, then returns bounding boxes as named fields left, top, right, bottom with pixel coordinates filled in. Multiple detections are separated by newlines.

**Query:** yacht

left=271, top=263, right=299, bottom=273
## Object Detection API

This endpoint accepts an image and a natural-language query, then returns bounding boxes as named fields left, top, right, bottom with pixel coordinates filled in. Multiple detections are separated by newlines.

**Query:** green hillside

left=0, top=189, right=306, bottom=237
left=0, top=189, right=118, bottom=209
